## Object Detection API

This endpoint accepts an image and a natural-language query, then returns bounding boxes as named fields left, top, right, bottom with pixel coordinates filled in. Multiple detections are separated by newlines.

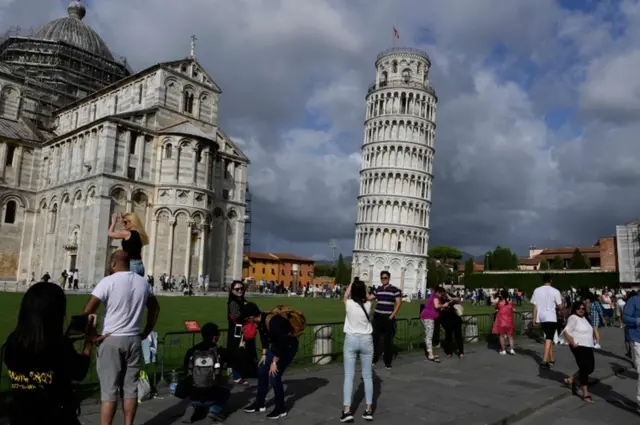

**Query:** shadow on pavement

left=351, top=371, right=383, bottom=412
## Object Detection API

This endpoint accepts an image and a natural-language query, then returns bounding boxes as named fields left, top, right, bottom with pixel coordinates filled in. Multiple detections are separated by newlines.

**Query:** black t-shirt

left=121, top=230, right=143, bottom=260
left=3, top=335, right=90, bottom=425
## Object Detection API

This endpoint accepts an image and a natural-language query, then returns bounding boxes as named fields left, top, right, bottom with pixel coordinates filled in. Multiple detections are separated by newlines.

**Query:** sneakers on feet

left=181, top=405, right=196, bottom=424
left=340, top=411, right=355, bottom=422
left=508, top=349, right=515, bottom=355
left=499, top=350, right=506, bottom=355
left=243, top=403, right=266, bottom=413
left=384, top=364, right=392, bottom=370
left=362, top=409, right=374, bottom=421
left=267, top=409, right=288, bottom=419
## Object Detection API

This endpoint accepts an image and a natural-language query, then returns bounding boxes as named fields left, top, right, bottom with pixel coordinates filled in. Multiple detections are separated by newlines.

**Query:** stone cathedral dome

left=33, top=1, right=114, bottom=60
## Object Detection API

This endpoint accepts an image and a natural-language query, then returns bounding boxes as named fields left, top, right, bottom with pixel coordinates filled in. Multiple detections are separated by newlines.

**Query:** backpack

left=265, top=305, right=306, bottom=337
left=190, top=347, right=219, bottom=389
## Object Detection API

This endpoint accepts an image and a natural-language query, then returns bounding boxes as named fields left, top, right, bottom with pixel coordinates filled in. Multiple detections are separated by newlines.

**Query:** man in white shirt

left=84, top=250, right=160, bottom=425
left=531, top=273, right=563, bottom=368
left=601, top=288, right=613, bottom=327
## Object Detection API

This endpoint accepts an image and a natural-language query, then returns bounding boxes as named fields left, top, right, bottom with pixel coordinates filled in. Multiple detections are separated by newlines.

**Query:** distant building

left=517, top=237, right=618, bottom=271
left=242, top=252, right=314, bottom=288
left=616, top=221, right=640, bottom=284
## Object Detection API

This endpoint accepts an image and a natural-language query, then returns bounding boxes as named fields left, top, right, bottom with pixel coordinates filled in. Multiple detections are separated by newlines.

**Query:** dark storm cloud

left=4, top=0, right=640, bottom=257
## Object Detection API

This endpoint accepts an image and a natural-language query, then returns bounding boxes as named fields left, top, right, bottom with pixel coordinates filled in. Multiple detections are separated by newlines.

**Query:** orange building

left=242, top=252, right=315, bottom=288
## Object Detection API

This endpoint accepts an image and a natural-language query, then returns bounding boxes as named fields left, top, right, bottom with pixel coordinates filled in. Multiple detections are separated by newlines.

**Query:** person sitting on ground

left=181, top=323, right=230, bottom=423
left=242, top=302, right=301, bottom=420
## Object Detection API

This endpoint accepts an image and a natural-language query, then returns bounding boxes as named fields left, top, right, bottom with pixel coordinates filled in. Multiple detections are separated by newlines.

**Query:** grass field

left=0, top=293, right=532, bottom=395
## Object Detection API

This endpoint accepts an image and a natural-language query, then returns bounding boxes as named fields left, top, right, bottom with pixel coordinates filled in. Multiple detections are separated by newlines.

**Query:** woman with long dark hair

left=2, top=282, right=99, bottom=425
left=341, top=278, right=374, bottom=422
left=441, top=292, right=464, bottom=359
left=563, top=300, right=599, bottom=403
left=492, top=289, right=515, bottom=355
left=226, top=280, right=256, bottom=384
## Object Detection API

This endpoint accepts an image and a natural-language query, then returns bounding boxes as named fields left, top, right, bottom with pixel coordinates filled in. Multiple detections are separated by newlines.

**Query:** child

left=492, top=290, right=515, bottom=355
left=181, top=323, right=230, bottom=423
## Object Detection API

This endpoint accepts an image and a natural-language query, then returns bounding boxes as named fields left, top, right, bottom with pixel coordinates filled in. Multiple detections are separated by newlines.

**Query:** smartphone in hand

left=68, top=314, right=90, bottom=334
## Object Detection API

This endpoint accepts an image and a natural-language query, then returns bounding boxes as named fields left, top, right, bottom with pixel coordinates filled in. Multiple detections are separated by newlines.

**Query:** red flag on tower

left=393, top=26, right=400, bottom=39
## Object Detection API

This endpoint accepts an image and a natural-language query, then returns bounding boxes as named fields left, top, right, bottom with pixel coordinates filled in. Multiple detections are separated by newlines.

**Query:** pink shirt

left=421, top=293, right=441, bottom=320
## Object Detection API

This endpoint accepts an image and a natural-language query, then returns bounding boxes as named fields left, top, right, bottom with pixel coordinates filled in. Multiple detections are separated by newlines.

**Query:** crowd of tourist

left=2, top=210, right=640, bottom=422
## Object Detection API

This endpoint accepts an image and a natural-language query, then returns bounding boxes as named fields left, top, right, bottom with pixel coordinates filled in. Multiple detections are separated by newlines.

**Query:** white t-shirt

left=601, top=294, right=612, bottom=309
left=563, top=315, right=594, bottom=347
left=344, top=299, right=373, bottom=335
left=531, top=285, right=562, bottom=323
left=616, top=298, right=626, bottom=309
left=92, top=271, right=153, bottom=336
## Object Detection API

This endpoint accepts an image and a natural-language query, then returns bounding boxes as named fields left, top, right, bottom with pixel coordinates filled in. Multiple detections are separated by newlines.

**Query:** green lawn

left=0, top=293, right=532, bottom=394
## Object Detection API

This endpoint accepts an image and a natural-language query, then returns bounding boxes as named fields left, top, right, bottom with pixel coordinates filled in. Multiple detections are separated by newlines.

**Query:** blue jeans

left=189, top=387, right=230, bottom=414
left=255, top=341, right=298, bottom=410
left=130, top=260, right=145, bottom=277
left=343, top=333, right=374, bottom=407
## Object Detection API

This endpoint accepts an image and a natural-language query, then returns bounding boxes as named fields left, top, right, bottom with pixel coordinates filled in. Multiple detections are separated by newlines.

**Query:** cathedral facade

left=0, top=2, right=249, bottom=287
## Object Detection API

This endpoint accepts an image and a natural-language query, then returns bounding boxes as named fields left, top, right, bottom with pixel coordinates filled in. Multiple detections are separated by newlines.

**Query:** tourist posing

left=440, top=292, right=464, bottom=359
left=622, top=291, right=640, bottom=413
left=421, top=286, right=447, bottom=363
left=531, top=273, right=563, bottom=368
left=242, top=302, right=303, bottom=419
left=341, top=278, right=374, bottom=422
left=226, top=280, right=257, bottom=384
left=83, top=250, right=160, bottom=425
left=3, top=282, right=103, bottom=425
left=369, top=271, right=402, bottom=369
left=563, top=301, right=599, bottom=403
left=492, top=289, right=515, bottom=355
left=108, top=212, right=149, bottom=277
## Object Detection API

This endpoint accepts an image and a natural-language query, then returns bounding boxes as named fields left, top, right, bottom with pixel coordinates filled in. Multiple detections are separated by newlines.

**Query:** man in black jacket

left=241, top=303, right=299, bottom=419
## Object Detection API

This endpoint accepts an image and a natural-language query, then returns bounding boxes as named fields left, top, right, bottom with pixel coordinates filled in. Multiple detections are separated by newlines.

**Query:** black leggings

left=570, top=346, right=595, bottom=386
left=442, top=318, right=464, bottom=356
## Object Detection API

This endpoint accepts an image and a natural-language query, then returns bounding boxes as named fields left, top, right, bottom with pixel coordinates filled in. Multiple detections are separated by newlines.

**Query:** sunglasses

left=233, top=287, right=244, bottom=292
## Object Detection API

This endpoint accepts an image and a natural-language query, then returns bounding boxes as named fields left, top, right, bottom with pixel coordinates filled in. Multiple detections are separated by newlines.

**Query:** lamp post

left=292, top=264, right=300, bottom=294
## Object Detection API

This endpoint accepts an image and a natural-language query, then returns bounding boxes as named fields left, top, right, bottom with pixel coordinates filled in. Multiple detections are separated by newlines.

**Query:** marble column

left=175, top=147, right=181, bottom=182
left=203, top=151, right=210, bottom=189
left=198, top=227, right=206, bottom=276
left=14, top=146, right=23, bottom=185
left=0, top=143, right=7, bottom=179
left=167, top=218, right=176, bottom=277
left=192, top=148, right=198, bottom=185
left=136, top=134, right=145, bottom=180
left=400, top=267, right=406, bottom=291
left=123, top=131, right=131, bottom=176
left=220, top=218, right=228, bottom=286
left=184, top=221, right=193, bottom=279
left=147, top=217, right=158, bottom=276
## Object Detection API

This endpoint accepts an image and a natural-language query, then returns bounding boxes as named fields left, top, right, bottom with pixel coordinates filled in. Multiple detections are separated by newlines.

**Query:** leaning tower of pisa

left=351, top=47, right=437, bottom=296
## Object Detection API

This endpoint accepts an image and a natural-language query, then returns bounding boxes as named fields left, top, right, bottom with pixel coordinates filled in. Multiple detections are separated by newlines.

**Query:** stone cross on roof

left=189, top=34, right=197, bottom=59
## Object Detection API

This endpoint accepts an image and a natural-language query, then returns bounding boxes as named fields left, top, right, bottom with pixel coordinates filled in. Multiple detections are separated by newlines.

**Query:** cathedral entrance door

left=69, top=254, right=77, bottom=271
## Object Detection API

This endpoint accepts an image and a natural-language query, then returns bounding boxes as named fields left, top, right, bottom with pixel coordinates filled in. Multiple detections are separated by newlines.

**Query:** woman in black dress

left=227, top=280, right=257, bottom=383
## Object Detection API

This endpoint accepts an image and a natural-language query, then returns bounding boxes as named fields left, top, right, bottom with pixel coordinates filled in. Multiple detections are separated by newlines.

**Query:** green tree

left=335, top=254, right=350, bottom=285
left=551, top=255, right=564, bottom=270
left=428, top=245, right=462, bottom=264
left=539, top=259, right=550, bottom=270
left=569, top=248, right=588, bottom=270
left=491, top=246, right=516, bottom=270
left=427, top=258, right=453, bottom=287
left=511, top=253, right=519, bottom=269
left=464, top=258, right=475, bottom=278
left=484, top=251, right=493, bottom=270
left=583, top=254, right=591, bottom=269
left=314, top=264, right=335, bottom=277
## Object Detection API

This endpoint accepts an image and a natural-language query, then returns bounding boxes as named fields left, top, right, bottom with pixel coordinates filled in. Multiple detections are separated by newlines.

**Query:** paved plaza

left=68, top=328, right=637, bottom=425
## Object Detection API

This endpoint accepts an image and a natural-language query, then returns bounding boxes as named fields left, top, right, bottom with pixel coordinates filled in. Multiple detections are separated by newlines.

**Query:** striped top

left=373, top=284, right=402, bottom=315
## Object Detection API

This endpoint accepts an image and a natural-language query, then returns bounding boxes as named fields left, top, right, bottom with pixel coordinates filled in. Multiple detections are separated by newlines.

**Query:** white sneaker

left=508, top=349, right=515, bottom=355
left=594, top=343, right=601, bottom=349
left=499, top=350, right=506, bottom=355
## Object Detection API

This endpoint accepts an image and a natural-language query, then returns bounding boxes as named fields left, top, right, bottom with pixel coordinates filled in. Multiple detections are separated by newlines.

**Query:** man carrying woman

left=108, top=212, right=149, bottom=277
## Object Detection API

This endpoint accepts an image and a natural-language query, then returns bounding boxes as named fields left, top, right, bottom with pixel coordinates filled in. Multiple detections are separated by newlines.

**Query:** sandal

left=563, top=378, right=577, bottom=395
left=233, top=379, right=249, bottom=385
left=582, top=395, right=594, bottom=404
left=426, top=356, right=441, bottom=363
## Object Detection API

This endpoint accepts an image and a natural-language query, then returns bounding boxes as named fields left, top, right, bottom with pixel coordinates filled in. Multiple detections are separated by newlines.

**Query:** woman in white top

left=563, top=301, right=600, bottom=403
left=341, top=278, right=374, bottom=423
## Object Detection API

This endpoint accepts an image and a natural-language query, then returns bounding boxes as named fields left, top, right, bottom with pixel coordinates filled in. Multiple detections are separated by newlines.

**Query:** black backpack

left=189, top=347, right=219, bottom=389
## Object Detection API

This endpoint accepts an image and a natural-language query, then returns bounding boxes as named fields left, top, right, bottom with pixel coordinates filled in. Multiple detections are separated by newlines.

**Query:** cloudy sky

left=6, top=0, right=640, bottom=258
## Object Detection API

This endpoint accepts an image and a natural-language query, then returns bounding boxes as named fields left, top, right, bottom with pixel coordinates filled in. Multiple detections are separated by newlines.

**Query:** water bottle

left=168, top=370, right=178, bottom=395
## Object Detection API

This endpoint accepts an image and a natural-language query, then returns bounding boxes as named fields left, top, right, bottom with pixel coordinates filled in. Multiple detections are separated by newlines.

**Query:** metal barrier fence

left=0, top=312, right=533, bottom=398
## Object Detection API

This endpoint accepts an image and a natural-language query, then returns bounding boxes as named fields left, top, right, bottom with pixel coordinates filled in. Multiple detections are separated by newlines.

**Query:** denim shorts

left=130, top=260, right=145, bottom=277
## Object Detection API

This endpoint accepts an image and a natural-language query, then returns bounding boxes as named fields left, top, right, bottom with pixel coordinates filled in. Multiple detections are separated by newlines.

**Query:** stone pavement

left=74, top=328, right=634, bottom=425
left=514, top=368, right=639, bottom=424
